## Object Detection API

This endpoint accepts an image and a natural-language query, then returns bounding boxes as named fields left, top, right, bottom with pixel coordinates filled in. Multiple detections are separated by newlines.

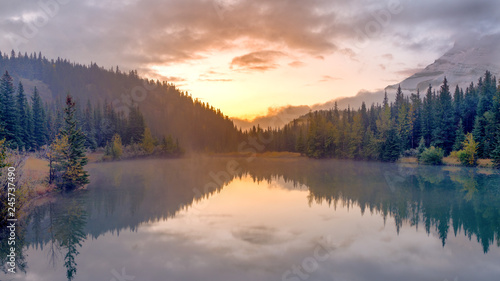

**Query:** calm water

left=2, top=157, right=500, bottom=281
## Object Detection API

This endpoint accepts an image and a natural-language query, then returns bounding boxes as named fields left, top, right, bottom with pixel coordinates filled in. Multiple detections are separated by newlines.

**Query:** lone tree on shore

left=50, top=95, right=89, bottom=190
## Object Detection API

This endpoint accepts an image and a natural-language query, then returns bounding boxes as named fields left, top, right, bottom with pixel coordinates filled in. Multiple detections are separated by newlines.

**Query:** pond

left=2, top=157, right=500, bottom=281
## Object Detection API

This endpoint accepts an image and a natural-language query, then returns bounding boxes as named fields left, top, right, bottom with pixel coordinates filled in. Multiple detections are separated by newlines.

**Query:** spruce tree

left=295, top=129, right=305, bottom=155
left=32, top=87, right=47, bottom=148
left=432, top=77, right=455, bottom=154
left=453, top=85, right=463, bottom=124
left=16, top=82, right=31, bottom=150
left=492, top=131, right=500, bottom=168
left=380, top=127, right=401, bottom=162
left=0, top=71, right=21, bottom=148
left=55, top=95, right=90, bottom=190
left=126, top=105, right=145, bottom=144
left=453, top=119, right=466, bottom=152
left=409, top=90, right=422, bottom=148
left=83, top=100, right=97, bottom=150
left=422, top=84, right=435, bottom=146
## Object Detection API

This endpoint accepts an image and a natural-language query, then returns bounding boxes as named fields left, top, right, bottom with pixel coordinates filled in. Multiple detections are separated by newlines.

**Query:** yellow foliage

left=142, top=127, right=155, bottom=154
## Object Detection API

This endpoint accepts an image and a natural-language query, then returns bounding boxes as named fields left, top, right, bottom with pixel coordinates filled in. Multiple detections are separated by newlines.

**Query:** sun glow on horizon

left=145, top=47, right=416, bottom=120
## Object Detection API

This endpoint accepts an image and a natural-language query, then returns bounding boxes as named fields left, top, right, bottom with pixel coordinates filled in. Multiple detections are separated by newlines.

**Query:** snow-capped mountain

left=387, top=33, right=500, bottom=92
left=233, top=34, right=500, bottom=130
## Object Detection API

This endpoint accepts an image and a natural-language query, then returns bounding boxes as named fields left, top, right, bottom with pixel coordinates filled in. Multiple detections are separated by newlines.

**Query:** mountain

left=0, top=52, right=242, bottom=151
left=387, top=33, right=500, bottom=93
left=234, top=33, right=500, bottom=130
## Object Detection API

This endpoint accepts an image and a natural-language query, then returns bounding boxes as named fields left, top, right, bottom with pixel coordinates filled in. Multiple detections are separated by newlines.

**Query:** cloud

left=288, top=61, right=305, bottom=68
left=198, top=78, right=233, bottom=82
left=395, top=67, right=423, bottom=77
left=164, top=76, right=186, bottom=83
left=198, top=69, right=233, bottom=81
left=382, top=54, right=393, bottom=60
left=0, top=0, right=499, bottom=82
left=319, top=75, right=341, bottom=82
left=340, top=48, right=357, bottom=61
left=230, top=50, right=286, bottom=71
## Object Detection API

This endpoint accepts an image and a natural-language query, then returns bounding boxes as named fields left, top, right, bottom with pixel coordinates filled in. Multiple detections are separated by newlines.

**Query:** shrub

left=104, top=134, right=123, bottom=160
left=417, top=137, right=426, bottom=156
left=402, top=149, right=418, bottom=157
left=419, top=146, right=444, bottom=165
left=449, top=151, right=459, bottom=159
left=457, top=133, right=478, bottom=167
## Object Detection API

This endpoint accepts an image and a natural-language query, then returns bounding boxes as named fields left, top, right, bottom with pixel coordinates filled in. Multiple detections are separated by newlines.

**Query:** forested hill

left=0, top=51, right=242, bottom=151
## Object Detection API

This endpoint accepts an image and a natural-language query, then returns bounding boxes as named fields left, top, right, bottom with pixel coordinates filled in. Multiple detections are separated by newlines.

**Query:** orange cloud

left=230, top=50, right=286, bottom=71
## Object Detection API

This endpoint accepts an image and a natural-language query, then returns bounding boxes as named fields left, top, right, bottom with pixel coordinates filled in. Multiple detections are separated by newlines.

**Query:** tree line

left=0, top=50, right=243, bottom=152
left=0, top=70, right=181, bottom=153
left=259, top=71, right=500, bottom=167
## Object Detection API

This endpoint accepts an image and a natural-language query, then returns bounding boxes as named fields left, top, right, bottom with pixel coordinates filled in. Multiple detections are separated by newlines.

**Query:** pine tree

left=453, top=85, right=463, bottom=124
left=462, top=83, right=478, bottom=133
left=417, top=136, right=426, bottom=156
left=409, top=90, right=422, bottom=148
left=377, top=100, right=401, bottom=162
left=432, top=77, right=455, bottom=154
left=422, top=84, right=435, bottom=146
left=397, top=99, right=411, bottom=151
left=492, top=131, right=500, bottom=168
left=473, top=72, right=498, bottom=158
left=380, top=127, right=401, bottom=162
left=477, top=71, right=496, bottom=116
left=295, top=128, right=305, bottom=155
left=0, top=71, right=21, bottom=148
left=453, top=119, right=465, bottom=151
left=16, top=81, right=31, bottom=150
left=393, top=85, right=404, bottom=121
left=32, top=87, right=47, bottom=148
left=126, top=106, right=145, bottom=144
left=52, top=95, right=89, bottom=190
left=83, top=100, right=97, bottom=150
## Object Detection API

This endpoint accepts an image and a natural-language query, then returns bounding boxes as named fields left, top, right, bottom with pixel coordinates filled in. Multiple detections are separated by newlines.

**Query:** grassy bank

left=400, top=156, right=495, bottom=168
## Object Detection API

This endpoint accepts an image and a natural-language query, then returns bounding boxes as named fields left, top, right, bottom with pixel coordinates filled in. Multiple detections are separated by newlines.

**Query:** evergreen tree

left=453, top=85, right=463, bottom=124
left=462, top=83, right=478, bottom=133
left=0, top=71, right=21, bottom=148
left=377, top=100, right=401, bottom=162
left=422, top=85, right=435, bottom=146
left=417, top=136, right=426, bottom=156
left=409, top=90, right=422, bottom=148
left=397, top=98, right=411, bottom=151
left=295, top=128, right=305, bottom=155
left=432, top=77, right=455, bottom=154
left=32, top=87, right=47, bottom=148
left=52, top=95, right=89, bottom=190
left=126, top=106, right=145, bottom=144
left=379, top=127, right=401, bottom=162
left=477, top=71, right=496, bottom=116
left=453, top=119, right=466, bottom=152
left=492, top=131, right=500, bottom=168
left=16, top=81, right=31, bottom=150
left=83, top=100, right=97, bottom=150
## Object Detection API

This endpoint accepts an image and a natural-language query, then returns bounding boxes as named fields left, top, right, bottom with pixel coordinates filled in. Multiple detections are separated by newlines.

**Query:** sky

left=1, top=0, right=499, bottom=120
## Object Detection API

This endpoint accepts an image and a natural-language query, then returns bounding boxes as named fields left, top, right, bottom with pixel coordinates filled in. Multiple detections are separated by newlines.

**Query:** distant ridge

left=233, top=33, right=500, bottom=130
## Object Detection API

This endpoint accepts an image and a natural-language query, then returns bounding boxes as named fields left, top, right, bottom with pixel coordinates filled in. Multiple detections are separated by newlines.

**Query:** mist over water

left=3, top=157, right=500, bottom=281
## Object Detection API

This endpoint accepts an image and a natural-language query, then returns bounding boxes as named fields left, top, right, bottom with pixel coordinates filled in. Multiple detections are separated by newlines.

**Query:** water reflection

left=240, top=159, right=500, bottom=253
left=1, top=157, right=499, bottom=281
